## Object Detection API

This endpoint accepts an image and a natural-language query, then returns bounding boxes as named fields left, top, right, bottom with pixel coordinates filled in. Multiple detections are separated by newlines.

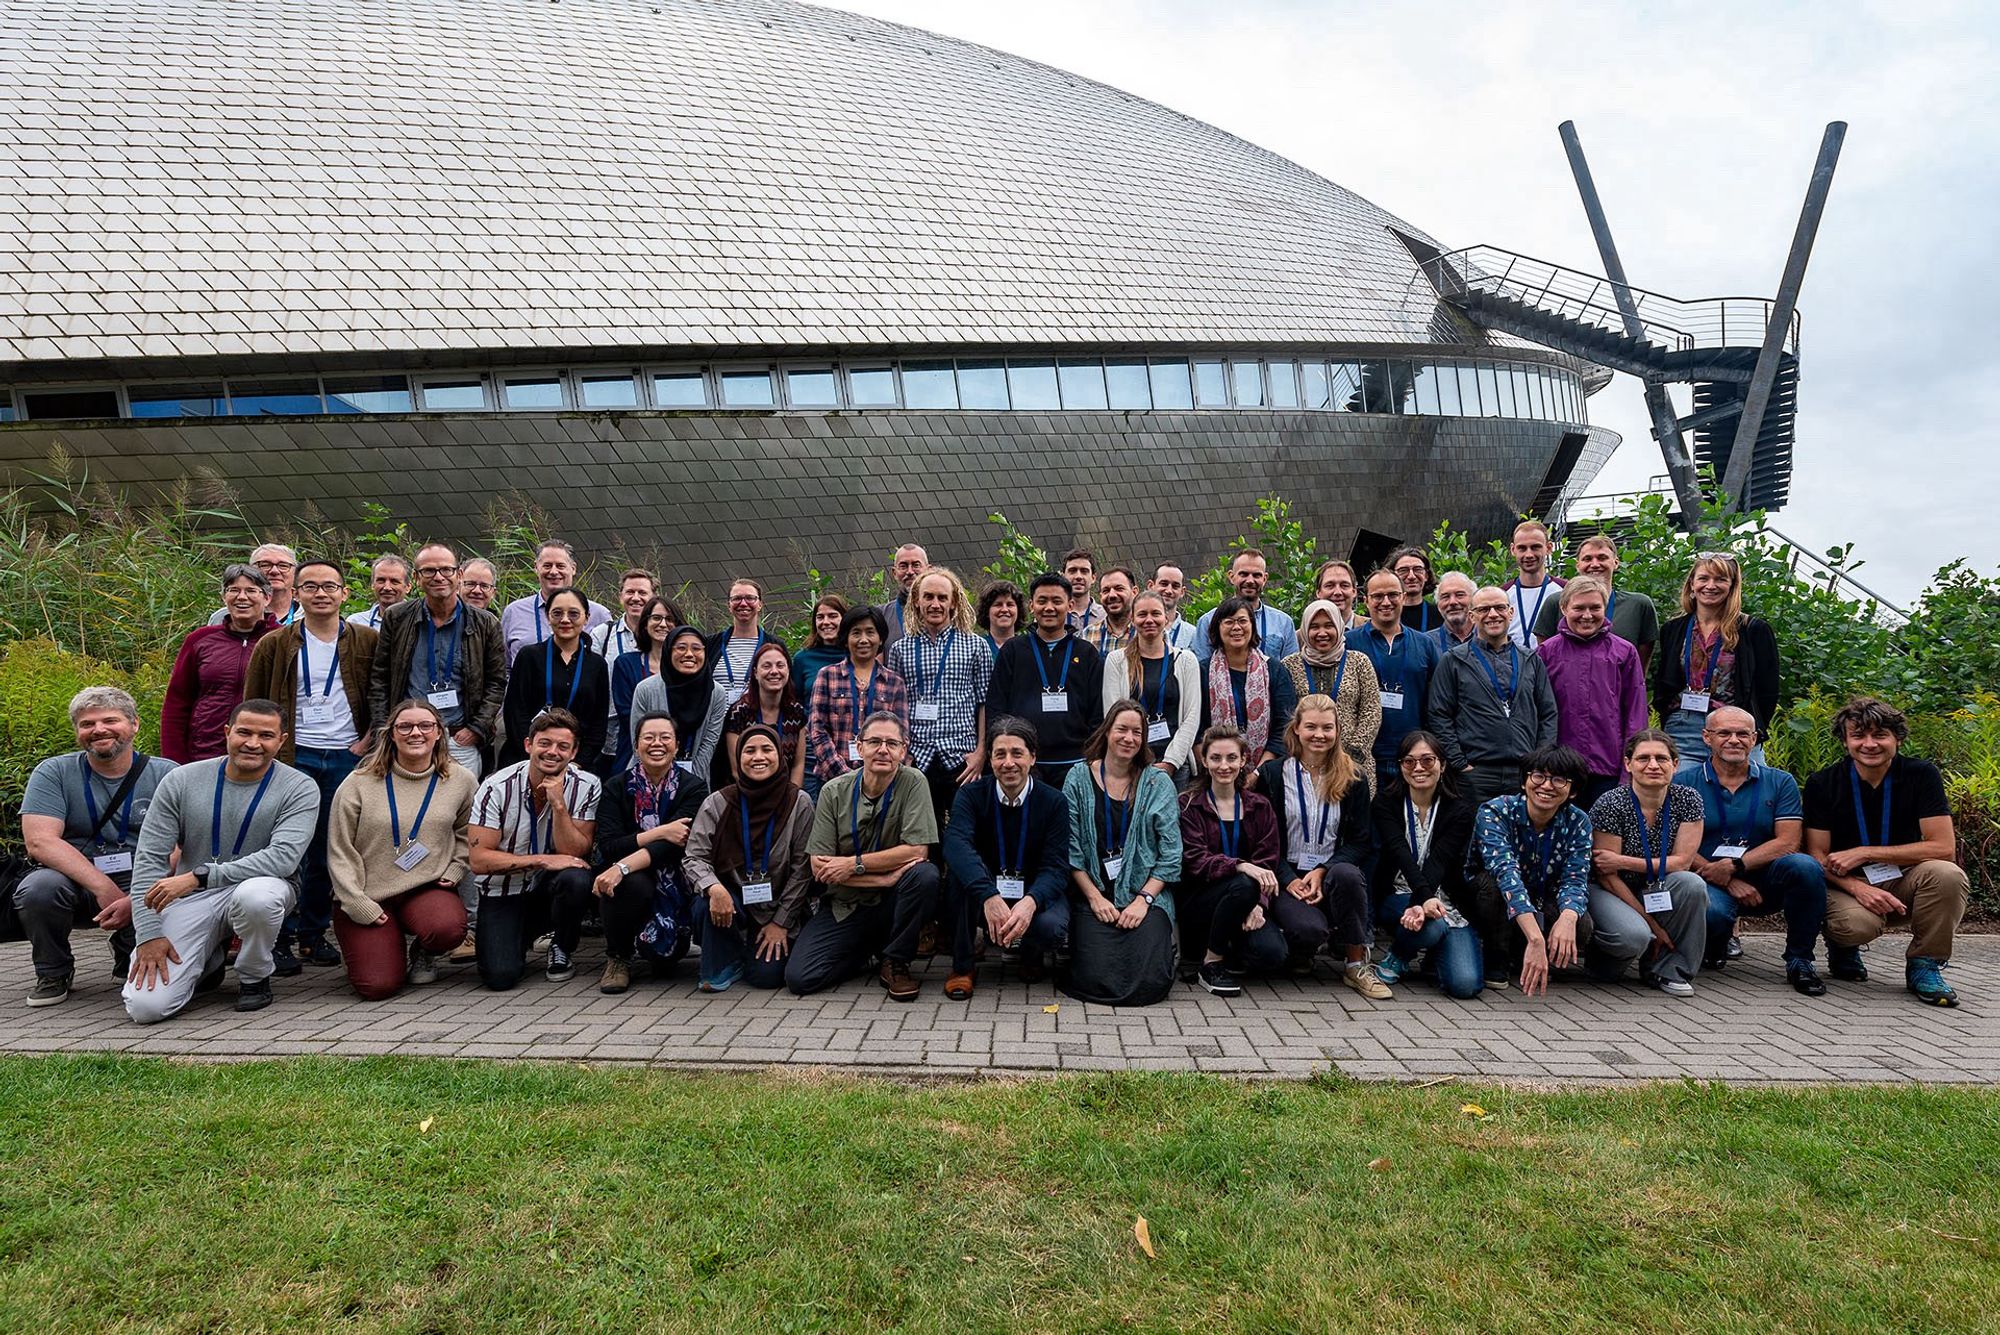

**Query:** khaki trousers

left=1824, top=860, right=1969, bottom=960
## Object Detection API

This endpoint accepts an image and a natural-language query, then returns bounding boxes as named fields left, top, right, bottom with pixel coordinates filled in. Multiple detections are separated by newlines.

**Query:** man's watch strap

left=193, top=865, right=210, bottom=889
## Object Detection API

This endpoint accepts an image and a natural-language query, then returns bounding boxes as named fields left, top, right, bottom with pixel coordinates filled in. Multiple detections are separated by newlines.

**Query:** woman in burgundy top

left=160, top=564, right=276, bottom=762
left=1177, top=724, right=1286, bottom=996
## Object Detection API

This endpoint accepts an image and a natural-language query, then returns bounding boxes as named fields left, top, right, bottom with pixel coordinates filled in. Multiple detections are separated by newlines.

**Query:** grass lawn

left=2, top=1057, right=1998, bottom=1333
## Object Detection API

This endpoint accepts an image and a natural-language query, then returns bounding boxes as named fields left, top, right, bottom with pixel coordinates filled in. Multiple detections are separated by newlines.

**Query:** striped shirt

left=885, top=626, right=992, bottom=769
left=468, top=759, right=602, bottom=897
left=807, top=659, right=910, bottom=781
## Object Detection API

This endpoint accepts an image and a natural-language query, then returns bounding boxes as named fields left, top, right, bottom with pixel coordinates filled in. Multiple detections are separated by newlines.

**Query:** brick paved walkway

left=3, top=933, right=1994, bottom=1083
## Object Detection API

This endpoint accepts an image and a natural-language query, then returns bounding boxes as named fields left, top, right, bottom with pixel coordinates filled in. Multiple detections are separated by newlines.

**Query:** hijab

left=661, top=625, right=712, bottom=748
left=1297, top=600, right=1347, bottom=668
left=713, top=723, right=799, bottom=877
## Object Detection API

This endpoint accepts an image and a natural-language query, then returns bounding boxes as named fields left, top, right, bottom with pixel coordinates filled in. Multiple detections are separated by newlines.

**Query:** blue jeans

left=290, top=745, right=359, bottom=944
left=1377, top=891, right=1484, bottom=999
left=1702, top=852, right=1828, bottom=967
left=692, top=888, right=788, bottom=990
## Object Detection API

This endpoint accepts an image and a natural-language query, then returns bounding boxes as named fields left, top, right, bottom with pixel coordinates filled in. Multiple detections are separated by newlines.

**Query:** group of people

left=6, top=522, right=1973, bottom=1026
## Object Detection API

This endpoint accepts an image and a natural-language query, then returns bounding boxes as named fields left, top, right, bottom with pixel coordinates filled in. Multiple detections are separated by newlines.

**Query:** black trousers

left=1269, top=861, right=1371, bottom=958
left=552, top=865, right=653, bottom=960
left=476, top=868, right=591, bottom=990
left=1177, top=873, right=1286, bottom=973
left=785, top=863, right=942, bottom=995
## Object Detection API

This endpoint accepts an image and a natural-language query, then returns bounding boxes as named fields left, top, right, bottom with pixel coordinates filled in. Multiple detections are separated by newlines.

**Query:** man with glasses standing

left=369, top=544, right=508, bottom=789
left=208, top=542, right=302, bottom=627
left=1533, top=534, right=1660, bottom=670
left=456, top=559, right=499, bottom=614
left=1353, top=569, right=1444, bottom=789
left=590, top=569, right=656, bottom=776
left=501, top=540, right=610, bottom=666
left=1387, top=546, right=1441, bottom=634
left=1429, top=586, right=1559, bottom=806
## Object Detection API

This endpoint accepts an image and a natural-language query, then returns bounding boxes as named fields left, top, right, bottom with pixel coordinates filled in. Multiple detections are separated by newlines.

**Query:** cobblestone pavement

left=3, top=933, right=1994, bottom=1083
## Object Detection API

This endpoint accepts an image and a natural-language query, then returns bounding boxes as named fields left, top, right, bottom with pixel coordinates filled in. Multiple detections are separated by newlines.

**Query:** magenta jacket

left=1536, top=624, right=1647, bottom=779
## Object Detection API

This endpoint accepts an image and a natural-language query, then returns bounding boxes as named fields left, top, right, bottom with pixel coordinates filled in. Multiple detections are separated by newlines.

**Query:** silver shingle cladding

left=2, top=0, right=1476, bottom=365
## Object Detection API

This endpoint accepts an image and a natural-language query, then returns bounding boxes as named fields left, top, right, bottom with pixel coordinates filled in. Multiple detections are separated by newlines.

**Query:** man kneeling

left=942, top=717, right=1073, bottom=998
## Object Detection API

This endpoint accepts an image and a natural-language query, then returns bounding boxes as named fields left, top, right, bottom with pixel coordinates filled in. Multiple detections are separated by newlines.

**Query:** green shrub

left=0, top=639, right=169, bottom=844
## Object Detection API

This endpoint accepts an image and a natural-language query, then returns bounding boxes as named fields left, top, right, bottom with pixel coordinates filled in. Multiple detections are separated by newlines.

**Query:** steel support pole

left=1558, top=121, right=1704, bottom=529
left=1719, top=122, right=1846, bottom=512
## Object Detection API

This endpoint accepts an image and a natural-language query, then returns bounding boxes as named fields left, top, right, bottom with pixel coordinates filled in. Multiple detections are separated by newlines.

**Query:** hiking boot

left=1343, top=962, right=1392, bottom=1000
left=234, top=978, right=273, bottom=1012
left=1906, top=957, right=1959, bottom=1008
left=1787, top=961, right=1827, bottom=997
left=303, top=933, right=342, bottom=967
left=270, top=940, right=303, bottom=978
left=878, top=960, right=919, bottom=1002
left=945, top=972, right=975, bottom=1000
left=544, top=943, right=575, bottom=982
left=406, top=939, right=440, bottom=987
left=1827, top=945, right=1868, bottom=982
left=26, top=974, right=71, bottom=1008
left=1196, top=961, right=1242, bottom=997
left=599, top=957, right=631, bottom=995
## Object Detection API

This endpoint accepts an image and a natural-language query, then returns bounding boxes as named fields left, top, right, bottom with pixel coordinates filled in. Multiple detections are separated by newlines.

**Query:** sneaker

left=1483, top=960, right=1510, bottom=990
left=545, top=943, right=575, bottom=982
left=599, top=957, right=631, bottom=995
left=1196, top=961, right=1242, bottom=997
left=1725, top=935, right=1744, bottom=961
left=1787, top=961, right=1827, bottom=997
left=1702, top=950, right=1728, bottom=972
left=234, top=978, right=273, bottom=1012
left=304, top=933, right=342, bottom=967
left=878, top=960, right=920, bottom=1002
left=406, top=939, right=440, bottom=987
left=1906, top=957, right=1959, bottom=1008
left=270, top=940, right=303, bottom=978
left=1373, top=954, right=1409, bottom=987
left=1827, top=945, right=1868, bottom=982
left=447, top=938, right=478, bottom=963
left=1344, top=962, right=1392, bottom=1000
left=1655, top=977, right=1696, bottom=999
left=26, top=974, right=72, bottom=1008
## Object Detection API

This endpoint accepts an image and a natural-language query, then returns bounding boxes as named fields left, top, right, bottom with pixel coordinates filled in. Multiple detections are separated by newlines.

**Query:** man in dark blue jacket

left=943, top=717, right=1073, bottom=999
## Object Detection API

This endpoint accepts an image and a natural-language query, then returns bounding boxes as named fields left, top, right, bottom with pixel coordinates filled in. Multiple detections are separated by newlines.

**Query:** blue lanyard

left=299, top=623, right=342, bottom=699
left=1512, top=581, right=1552, bottom=637
left=1032, top=635, right=1074, bottom=695
left=850, top=773, right=898, bottom=853
left=1167, top=620, right=1191, bottom=651
left=1097, top=762, right=1130, bottom=857
left=80, top=754, right=140, bottom=845
left=386, top=770, right=441, bottom=849
left=211, top=763, right=275, bottom=860
left=1305, top=653, right=1347, bottom=699
left=910, top=629, right=955, bottom=699
left=847, top=663, right=879, bottom=733
left=891, top=598, right=905, bottom=637
left=1414, top=602, right=1433, bottom=632
left=1146, top=652, right=1171, bottom=720
left=1524, top=818, right=1556, bottom=888
left=1292, top=760, right=1332, bottom=845
left=993, top=782, right=1032, bottom=874
left=720, top=630, right=764, bottom=687
left=533, top=598, right=545, bottom=645
left=544, top=641, right=584, bottom=713
left=1217, top=792, right=1241, bottom=860
left=424, top=602, right=462, bottom=689
left=603, top=622, right=632, bottom=661
left=1851, top=762, right=1892, bottom=846
left=738, top=793, right=776, bottom=879
left=1367, top=627, right=1407, bottom=691
left=1702, top=762, right=1749, bottom=846
left=1606, top=591, right=1617, bottom=625
left=1474, top=643, right=1519, bottom=709
left=1629, top=787, right=1673, bottom=885
left=1683, top=623, right=1720, bottom=694
left=1256, top=606, right=1269, bottom=644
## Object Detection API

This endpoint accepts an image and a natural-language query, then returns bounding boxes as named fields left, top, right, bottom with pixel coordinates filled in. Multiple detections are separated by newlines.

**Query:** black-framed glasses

left=296, top=580, right=343, bottom=594
left=416, top=565, right=458, bottom=578
left=392, top=721, right=439, bottom=735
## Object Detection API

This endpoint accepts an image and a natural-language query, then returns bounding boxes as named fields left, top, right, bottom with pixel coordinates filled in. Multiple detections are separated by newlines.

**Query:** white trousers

left=122, top=877, right=295, bottom=1025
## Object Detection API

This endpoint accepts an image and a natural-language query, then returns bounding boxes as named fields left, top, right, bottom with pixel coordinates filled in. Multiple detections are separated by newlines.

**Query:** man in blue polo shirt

left=1676, top=706, right=1828, bottom=996
left=1352, top=569, right=1442, bottom=787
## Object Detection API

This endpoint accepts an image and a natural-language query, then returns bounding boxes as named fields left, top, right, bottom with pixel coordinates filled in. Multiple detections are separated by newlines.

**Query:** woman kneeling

left=684, top=725, right=813, bottom=991
left=1062, top=701, right=1182, bottom=1006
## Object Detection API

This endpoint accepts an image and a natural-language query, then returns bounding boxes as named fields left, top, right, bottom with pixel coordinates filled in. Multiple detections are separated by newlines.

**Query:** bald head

left=1701, top=706, right=1759, bottom=769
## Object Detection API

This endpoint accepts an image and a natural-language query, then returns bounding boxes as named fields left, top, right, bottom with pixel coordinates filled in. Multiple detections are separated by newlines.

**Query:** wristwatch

left=614, top=860, right=631, bottom=878
left=1727, top=855, right=1746, bottom=878
left=193, top=865, right=210, bottom=889
left=853, top=853, right=866, bottom=875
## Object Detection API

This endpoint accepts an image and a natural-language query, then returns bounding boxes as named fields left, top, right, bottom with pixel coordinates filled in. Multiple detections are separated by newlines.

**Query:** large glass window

left=1328, top=362, right=1364, bottom=413
left=1148, top=359, right=1193, bottom=410
left=1435, top=362, right=1462, bottom=415
left=847, top=366, right=898, bottom=407
left=784, top=367, right=839, bottom=407
left=227, top=378, right=323, bottom=415
left=579, top=373, right=639, bottom=409
left=1477, top=365, right=1502, bottom=418
left=501, top=375, right=564, bottom=410
left=652, top=370, right=709, bottom=407
left=1193, top=359, right=1229, bottom=407
left=1300, top=361, right=1330, bottom=410
left=1412, top=364, right=1441, bottom=416
left=1509, top=367, right=1533, bottom=419
left=956, top=360, right=1009, bottom=410
left=1057, top=358, right=1108, bottom=409
left=718, top=369, right=775, bottom=408
left=1228, top=360, right=1264, bottom=407
left=21, top=389, right=119, bottom=420
left=1527, top=369, right=1548, bottom=418
left=1362, top=360, right=1403, bottom=413
left=418, top=379, right=485, bottom=411
left=1105, top=359, right=1152, bottom=409
left=325, top=375, right=412, bottom=414
left=1493, top=364, right=1518, bottom=417
left=128, top=383, right=226, bottom=417
left=1457, top=364, right=1483, bottom=416
left=901, top=361, right=958, bottom=410
left=1006, top=360, right=1060, bottom=410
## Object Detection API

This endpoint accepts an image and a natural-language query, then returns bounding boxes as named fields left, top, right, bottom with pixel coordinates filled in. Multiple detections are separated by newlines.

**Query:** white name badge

left=1862, top=862, right=1903, bottom=886
left=426, top=688, right=460, bottom=710
left=996, top=875, right=1026, bottom=901
left=1711, top=843, right=1749, bottom=860
left=300, top=694, right=339, bottom=720
left=393, top=840, right=430, bottom=872
left=1642, top=887, right=1675, bottom=914
left=1379, top=690, right=1405, bottom=711
left=741, top=879, right=775, bottom=905
left=1040, top=691, right=1069, bottom=714
left=92, top=850, right=133, bottom=874
left=847, top=740, right=862, bottom=764
left=912, top=700, right=941, bottom=723
left=1679, top=690, right=1711, bottom=714
left=1102, top=855, right=1124, bottom=883
left=1147, top=718, right=1171, bottom=744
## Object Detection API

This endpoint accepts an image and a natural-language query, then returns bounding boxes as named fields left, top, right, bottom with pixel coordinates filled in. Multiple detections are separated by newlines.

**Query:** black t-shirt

left=1802, top=754, right=1950, bottom=852
left=1135, top=653, right=1181, bottom=731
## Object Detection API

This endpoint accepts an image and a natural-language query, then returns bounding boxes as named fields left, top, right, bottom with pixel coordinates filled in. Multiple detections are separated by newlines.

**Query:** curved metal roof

left=0, top=0, right=1467, bottom=365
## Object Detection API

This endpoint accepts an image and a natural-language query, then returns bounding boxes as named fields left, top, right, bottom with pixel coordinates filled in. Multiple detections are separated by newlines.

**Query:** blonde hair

left=1678, top=556, right=1744, bottom=649
left=1126, top=591, right=1171, bottom=697
left=1283, top=694, right=1356, bottom=805
left=1558, top=574, right=1609, bottom=608
left=911, top=566, right=975, bottom=634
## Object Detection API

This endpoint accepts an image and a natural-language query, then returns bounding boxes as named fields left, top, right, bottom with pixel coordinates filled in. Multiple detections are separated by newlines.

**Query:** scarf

left=1206, top=645, right=1272, bottom=757
left=626, top=760, right=681, bottom=831
left=1297, top=600, right=1346, bottom=667
left=660, top=625, right=712, bottom=747
left=712, top=724, right=798, bottom=876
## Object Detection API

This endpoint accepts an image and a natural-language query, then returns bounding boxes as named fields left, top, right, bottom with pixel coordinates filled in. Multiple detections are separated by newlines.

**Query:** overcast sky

left=828, top=0, right=1997, bottom=604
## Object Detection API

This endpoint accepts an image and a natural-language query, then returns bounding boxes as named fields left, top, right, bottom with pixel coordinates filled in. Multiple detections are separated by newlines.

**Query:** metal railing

left=1421, top=246, right=1802, bottom=356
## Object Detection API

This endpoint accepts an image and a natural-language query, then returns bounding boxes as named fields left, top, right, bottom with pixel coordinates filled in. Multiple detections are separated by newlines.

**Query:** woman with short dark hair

left=1370, top=729, right=1481, bottom=998
left=805, top=604, right=908, bottom=798
left=587, top=710, right=711, bottom=993
left=977, top=581, right=1025, bottom=654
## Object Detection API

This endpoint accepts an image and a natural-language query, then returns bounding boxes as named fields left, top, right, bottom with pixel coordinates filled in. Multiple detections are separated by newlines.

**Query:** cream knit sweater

left=327, top=762, right=476, bottom=924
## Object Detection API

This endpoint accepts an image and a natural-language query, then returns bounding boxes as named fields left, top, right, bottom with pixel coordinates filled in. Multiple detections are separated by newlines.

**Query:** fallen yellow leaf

left=1133, top=1216, right=1156, bottom=1259
left=1460, top=1103, right=1489, bottom=1119
left=1367, top=1157, right=1392, bottom=1171
left=419, top=1117, right=434, bottom=1134
left=1042, top=1003, right=1060, bottom=1013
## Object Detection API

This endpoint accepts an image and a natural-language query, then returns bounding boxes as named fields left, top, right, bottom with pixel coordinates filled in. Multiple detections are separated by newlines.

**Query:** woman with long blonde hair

left=1651, top=553, right=1780, bottom=763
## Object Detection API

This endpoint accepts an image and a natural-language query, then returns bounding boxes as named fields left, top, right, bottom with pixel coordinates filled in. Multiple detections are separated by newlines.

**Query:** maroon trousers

left=331, top=886, right=467, bottom=1000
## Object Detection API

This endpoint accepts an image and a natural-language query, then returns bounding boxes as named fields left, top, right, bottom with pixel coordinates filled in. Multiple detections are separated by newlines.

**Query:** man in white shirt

left=500, top=540, right=611, bottom=665
left=1148, top=562, right=1199, bottom=653
left=1503, top=520, right=1564, bottom=651
left=348, top=555, right=411, bottom=630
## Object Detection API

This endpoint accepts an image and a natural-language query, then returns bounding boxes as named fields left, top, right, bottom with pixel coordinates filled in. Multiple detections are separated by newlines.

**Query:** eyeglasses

left=1400, top=754, right=1441, bottom=769
left=730, top=595, right=761, bottom=604
left=1524, top=772, right=1572, bottom=789
left=645, top=615, right=674, bottom=627
left=547, top=608, right=585, bottom=621
left=858, top=736, right=902, bottom=750
left=254, top=559, right=296, bottom=572
left=392, top=721, right=439, bottom=735
left=416, top=565, right=458, bottom=578
left=296, top=581, right=343, bottom=594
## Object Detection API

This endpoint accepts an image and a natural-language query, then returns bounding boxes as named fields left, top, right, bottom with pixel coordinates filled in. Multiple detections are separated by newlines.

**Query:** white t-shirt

left=294, top=626, right=358, bottom=750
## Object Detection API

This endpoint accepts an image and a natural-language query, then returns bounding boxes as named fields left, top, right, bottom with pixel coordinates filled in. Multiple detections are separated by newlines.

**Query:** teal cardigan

left=1062, top=762, right=1182, bottom=921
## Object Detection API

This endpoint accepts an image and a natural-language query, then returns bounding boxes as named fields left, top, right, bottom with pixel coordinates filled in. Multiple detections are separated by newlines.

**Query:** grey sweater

left=129, top=757, right=321, bottom=945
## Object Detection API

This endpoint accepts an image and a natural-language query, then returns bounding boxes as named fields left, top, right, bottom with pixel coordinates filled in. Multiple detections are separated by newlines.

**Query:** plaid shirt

left=469, top=760, right=602, bottom=897
left=885, top=626, right=992, bottom=769
left=806, top=660, right=910, bottom=781
left=1083, top=619, right=1137, bottom=655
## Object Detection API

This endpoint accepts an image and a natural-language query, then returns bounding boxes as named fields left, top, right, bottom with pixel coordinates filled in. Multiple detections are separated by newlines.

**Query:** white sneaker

left=407, top=938, right=440, bottom=987
left=1656, top=977, right=1695, bottom=999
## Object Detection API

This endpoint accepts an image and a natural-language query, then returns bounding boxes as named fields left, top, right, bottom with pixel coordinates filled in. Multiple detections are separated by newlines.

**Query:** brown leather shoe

left=945, top=971, right=975, bottom=1000
left=879, top=960, right=920, bottom=1002
left=599, top=957, right=631, bottom=995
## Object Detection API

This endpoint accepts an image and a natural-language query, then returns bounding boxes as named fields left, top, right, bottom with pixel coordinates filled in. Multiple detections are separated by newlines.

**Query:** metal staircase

left=1418, top=245, right=1800, bottom=511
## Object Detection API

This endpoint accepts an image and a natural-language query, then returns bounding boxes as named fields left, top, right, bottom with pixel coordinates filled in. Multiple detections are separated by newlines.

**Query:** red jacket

left=161, top=619, right=275, bottom=762
left=1178, top=785, right=1281, bottom=890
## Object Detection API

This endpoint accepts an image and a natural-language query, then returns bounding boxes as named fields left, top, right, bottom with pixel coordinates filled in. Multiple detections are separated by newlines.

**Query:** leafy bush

left=0, top=639, right=168, bottom=832
left=982, top=511, right=1050, bottom=591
